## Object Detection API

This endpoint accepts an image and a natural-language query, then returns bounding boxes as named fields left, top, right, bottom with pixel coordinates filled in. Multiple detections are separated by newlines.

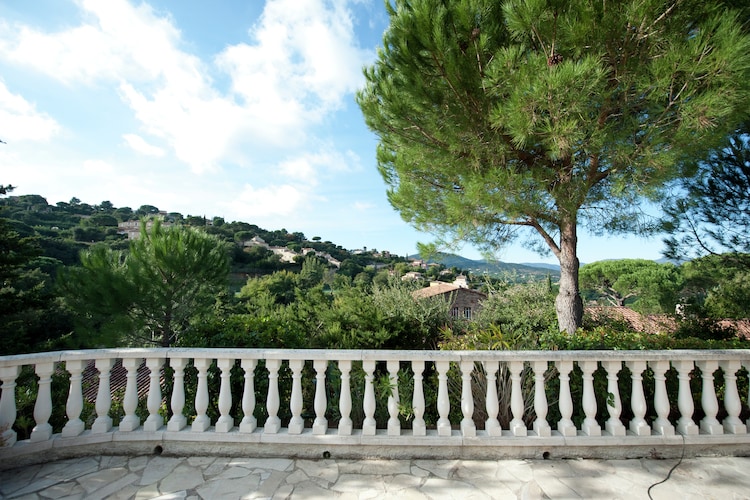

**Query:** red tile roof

left=412, top=282, right=487, bottom=299
left=584, top=306, right=676, bottom=334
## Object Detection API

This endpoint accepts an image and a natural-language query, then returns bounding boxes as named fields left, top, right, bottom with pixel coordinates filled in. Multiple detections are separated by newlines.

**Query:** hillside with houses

left=3, top=192, right=750, bottom=357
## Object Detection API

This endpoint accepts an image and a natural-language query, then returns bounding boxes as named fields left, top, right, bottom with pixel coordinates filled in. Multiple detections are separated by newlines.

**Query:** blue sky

left=0, top=0, right=668, bottom=264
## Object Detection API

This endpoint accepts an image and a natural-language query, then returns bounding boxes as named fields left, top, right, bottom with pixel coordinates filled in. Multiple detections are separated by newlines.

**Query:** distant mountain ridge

left=410, top=253, right=560, bottom=279
left=519, top=262, right=561, bottom=271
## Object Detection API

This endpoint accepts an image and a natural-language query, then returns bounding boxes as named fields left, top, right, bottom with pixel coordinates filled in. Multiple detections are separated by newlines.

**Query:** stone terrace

left=2, top=454, right=750, bottom=499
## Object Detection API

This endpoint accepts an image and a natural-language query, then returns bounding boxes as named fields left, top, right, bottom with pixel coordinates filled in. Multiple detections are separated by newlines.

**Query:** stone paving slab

left=1, top=455, right=749, bottom=499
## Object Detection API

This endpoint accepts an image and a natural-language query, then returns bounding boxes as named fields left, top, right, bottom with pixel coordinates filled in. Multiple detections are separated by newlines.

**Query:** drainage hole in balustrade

left=154, top=445, right=164, bottom=456
left=323, top=450, right=331, bottom=459
left=542, top=451, right=551, bottom=460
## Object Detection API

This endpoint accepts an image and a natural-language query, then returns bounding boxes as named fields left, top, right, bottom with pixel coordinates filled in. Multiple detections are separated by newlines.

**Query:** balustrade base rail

left=2, top=348, right=750, bottom=468
left=2, top=427, right=749, bottom=470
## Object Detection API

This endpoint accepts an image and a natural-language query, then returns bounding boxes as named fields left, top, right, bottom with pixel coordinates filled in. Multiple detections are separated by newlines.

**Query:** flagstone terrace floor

left=1, top=454, right=750, bottom=499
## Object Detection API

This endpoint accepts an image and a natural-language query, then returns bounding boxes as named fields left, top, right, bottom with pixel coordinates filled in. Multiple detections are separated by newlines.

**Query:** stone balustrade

left=1, top=348, right=749, bottom=466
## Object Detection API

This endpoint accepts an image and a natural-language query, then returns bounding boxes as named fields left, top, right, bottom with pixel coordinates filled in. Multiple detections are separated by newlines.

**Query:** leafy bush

left=439, top=324, right=547, bottom=427
left=540, top=327, right=749, bottom=351
left=474, top=280, right=557, bottom=336
left=673, top=316, right=737, bottom=342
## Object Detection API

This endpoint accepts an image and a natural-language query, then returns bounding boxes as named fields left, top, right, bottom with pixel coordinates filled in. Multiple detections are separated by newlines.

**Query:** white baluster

left=91, top=358, right=114, bottom=434
left=626, top=360, right=650, bottom=436
left=143, top=357, right=164, bottom=432
left=509, top=361, right=527, bottom=437
left=580, top=360, right=601, bottom=436
left=338, top=360, right=353, bottom=436
left=555, top=360, right=576, bottom=437
left=362, top=360, right=377, bottom=436
left=698, top=360, right=723, bottom=435
left=720, top=360, right=746, bottom=434
left=459, top=361, right=476, bottom=437
left=436, top=360, right=451, bottom=437
left=412, top=360, right=426, bottom=436
left=312, top=359, right=328, bottom=435
left=604, top=361, right=626, bottom=437
left=61, top=360, right=85, bottom=437
left=264, top=359, right=281, bottom=433
left=651, top=360, right=674, bottom=436
left=119, top=358, right=143, bottom=431
left=483, top=361, right=501, bottom=437
left=675, top=360, right=698, bottom=435
left=387, top=360, right=401, bottom=436
left=288, top=359, right=304, bottom=434
left=532, top=361, right=551, bottom=437
left=191, top=358, right=211, bottom=432
left=30, top=362, right=55, bottom=441
left=167, top=358, right=187, bottom=431
left=239, top=359, right=257, bottom=433
left=0, top=365, right=20, bottom=446
left=215, top=358, right=235, bottom=433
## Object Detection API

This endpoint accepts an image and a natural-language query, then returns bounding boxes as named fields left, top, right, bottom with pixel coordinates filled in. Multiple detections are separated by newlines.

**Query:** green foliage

left=663, top=128, right=750, bottom=261
left=12, top=366, right=96, bottom=439
left=180, top=314, right=308, bottom=349
left=539, top=323, right=748, bottom=428
left=439, top=323, right=544, bottom=427
left=297, top=256, right=327, bottom=289
left=238, top=269, right=453, bottom=350
left=59, top=220, right=230, bottom=347
left=473, top=280, right=558, bottom=337
left=540, top=327, right=748, bottom=351
left=673, top=316, right=737, bottom=342
left=358, top=0, right=750, bottom=332
left=239, top=270, right=299, bottom=307
left=580, top=259, right=683, bottom=314
left=704, top=273, right=750, bottom=319
left=0, top=189, right=74, bottom=355
left=680, top=254, right=750, bottom=319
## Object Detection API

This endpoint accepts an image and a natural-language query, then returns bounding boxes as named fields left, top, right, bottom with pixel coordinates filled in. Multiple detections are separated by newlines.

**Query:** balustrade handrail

left=1, top=348, right=750, bottom=463
left=3, top=347, right=750, bottom=365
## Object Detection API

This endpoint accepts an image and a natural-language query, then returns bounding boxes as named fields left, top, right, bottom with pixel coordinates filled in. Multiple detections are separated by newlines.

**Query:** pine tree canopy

left=357, top=0, right=750, bottom=332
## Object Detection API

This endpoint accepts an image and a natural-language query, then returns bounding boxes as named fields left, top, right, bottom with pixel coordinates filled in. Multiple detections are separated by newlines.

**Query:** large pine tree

left=357, top=0, right=750, bottom=332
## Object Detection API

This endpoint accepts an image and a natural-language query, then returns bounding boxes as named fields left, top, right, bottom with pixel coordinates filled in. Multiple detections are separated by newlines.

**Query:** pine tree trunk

left=555, top=222, right=583, bottom=334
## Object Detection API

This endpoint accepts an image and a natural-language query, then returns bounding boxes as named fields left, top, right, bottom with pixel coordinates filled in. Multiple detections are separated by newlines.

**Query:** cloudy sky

left=0, top=0, right=667, bottom=263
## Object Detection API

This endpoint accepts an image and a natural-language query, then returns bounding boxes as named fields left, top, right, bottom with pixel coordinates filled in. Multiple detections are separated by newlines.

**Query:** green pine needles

left=358, top=0, right=750, bottom=332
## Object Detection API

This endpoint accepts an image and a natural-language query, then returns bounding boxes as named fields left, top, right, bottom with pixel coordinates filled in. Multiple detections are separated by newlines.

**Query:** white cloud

left=0, top=80, right=60, bottom=142
left=278, top=157, right=318, bottom=185
left=228, top=183, right=307, bottom=218
left=82, top=159, right=115, bottom=174
left=122, top=133, right=165, bottom=157
left=0, top=0, right=378, bottom=227
left=276, top=148, right=359, bottom=185
left=0, top=0, right=373, bottom=174
left=353, top=201, right=374, bottom=211
left=0, top=1, right=184, bottom=86
left=217, top=0, right=371, bottom=116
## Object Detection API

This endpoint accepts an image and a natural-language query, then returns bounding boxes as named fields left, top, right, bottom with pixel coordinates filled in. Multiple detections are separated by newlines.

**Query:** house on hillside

left=243, top=236, right=269, bottom=248
left=117, top=217, right=172, bottom=240
left=401, top=271, right=424, bottom=281
left=243, top=237, right=341, bottom=267
left=412, top=276, right=486, bottom=320
left=301, top=248, right=341, bottom=268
